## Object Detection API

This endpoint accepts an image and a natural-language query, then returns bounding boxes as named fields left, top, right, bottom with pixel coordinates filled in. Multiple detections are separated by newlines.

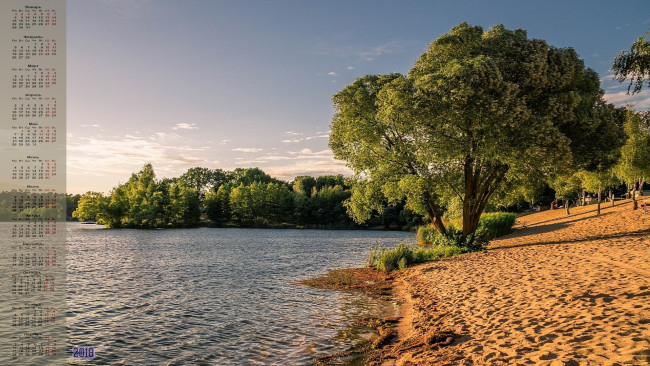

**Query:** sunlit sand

left=386, top=197, right=650, bottom=365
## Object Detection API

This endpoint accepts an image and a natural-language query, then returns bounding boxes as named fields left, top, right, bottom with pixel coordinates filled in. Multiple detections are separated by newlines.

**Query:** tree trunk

left=565, top=199, right=570, bottom=215
left=425, top=192, right=446, bottom=234
left=640, top=178, right=646, bottom=196
left=632, top=182, right=638, bottom=210
left=460, top=159, right=508, bottom=238
left=597, top=186, right=601, bottom=216
left=610, top=190, right=615, bottom=206
left=462, top=201, right=481, bottom=237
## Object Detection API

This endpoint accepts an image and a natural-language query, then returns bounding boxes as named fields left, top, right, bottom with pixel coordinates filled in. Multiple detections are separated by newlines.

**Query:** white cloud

left=281, top=130, right=329, bottom=143
left=604, top=89, right=650, bottom=110
left=287, top=148, right=332, bottom=156
left=236, top=160, right=268, bottom=165
left=328, top=72, right=337, bottom=76
left=305, top=134, right=329, bottom=140
left=80, top=124, right=100, bottom=127
left=173, top=123, right=198, bottom=130
left=66, top=133, right=212, bottom=185
left=232, top=147, right=263, bottom=153
left=347, top=66, right=355, bottom=70
left=151, top=132, right=180, bottom=140
left=360, top=40, right=402, bottom=61
left=311, top=40, right=403, bottom=62
left=259, top=155, right=291, bottom=161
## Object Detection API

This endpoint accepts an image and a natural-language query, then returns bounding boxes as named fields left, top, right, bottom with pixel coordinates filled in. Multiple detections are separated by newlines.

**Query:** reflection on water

left=66, top=224, right=413, bottom=365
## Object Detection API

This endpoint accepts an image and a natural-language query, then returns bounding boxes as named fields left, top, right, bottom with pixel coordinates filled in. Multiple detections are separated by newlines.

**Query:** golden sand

left=385, top=197, right=650, bottom=365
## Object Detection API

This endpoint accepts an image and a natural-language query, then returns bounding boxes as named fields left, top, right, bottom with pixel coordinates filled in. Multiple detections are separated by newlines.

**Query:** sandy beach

left=383, top=197, right=650, bottom=365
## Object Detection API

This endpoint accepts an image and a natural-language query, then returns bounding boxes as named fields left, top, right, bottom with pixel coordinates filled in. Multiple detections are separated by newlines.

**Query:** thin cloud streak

left=232, top=147, right=263, bottom=153
left=173, top=123, right=199, bottom=130
left=604, top=89, right=650, bottom=110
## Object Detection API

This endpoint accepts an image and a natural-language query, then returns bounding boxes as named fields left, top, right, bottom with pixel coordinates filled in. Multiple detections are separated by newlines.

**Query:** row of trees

left=330, top=23, right=650, bottom=243
left=71, top=165, right=425, bottom=229
left=550, top=109, right=650, bottom=215
left=72, top=164, right=200, bottom=228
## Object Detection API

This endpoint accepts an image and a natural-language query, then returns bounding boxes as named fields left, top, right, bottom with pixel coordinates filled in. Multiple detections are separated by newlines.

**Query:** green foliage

left=229, top=181, right=294, bottom=227
left=330, top=22, right=607, bottom=238
left=162, top=181, right=201, bottom=227
left=204, top=185, right=231, bottom=223
left=478, top=212, right=517, bottom=240
left=416, top=225, right=439, bottom=246
left=72, top=191, right=108, bottom=222
left=616, top=110, right=650, bottom=186
left=551, top=173, right=582, bottom=202
left=232, top=167, right=285, bottom=186
left=65, top=164, right=424, bottom=230
left=292, top=176, right=316, bottom=197
left=179, top=167, right=230, bottom=198
left=612, top=30, right=650, bottom=94
left=366, top=242, right=466, bottom=272
left=66, top=194, right=81, bottom=220
left=417, top=212, right=516, bottom=248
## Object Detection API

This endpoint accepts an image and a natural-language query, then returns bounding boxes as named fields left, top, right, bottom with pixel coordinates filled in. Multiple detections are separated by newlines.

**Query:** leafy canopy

left=612, top=30, right=650, bottom=94
left=330, top=23, right=606, bottom=236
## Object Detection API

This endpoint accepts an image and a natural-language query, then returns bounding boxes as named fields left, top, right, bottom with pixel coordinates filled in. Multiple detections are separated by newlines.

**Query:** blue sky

left=66, top=0, right=650, bottom=194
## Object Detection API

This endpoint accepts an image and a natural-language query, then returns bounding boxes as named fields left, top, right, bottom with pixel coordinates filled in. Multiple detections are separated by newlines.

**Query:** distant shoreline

left=67, top=220, right=415, bottom=232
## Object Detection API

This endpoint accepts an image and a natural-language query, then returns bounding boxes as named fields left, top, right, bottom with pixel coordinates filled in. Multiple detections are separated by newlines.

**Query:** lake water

left=66, top=223, right=414, bottom=365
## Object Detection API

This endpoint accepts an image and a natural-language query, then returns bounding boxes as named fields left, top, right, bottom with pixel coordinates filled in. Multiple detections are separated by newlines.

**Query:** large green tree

left=612, top=30, right=650, bottom=94
left=330, top=23, right=607, bottom=238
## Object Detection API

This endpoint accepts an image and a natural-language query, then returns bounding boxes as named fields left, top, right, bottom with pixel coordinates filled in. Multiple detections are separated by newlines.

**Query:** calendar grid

left=1, top=1, right=66, bottom=364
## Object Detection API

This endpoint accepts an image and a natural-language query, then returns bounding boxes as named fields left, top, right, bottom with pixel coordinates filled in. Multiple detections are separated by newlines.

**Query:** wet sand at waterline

left=388, top=197, right=650, bottom=365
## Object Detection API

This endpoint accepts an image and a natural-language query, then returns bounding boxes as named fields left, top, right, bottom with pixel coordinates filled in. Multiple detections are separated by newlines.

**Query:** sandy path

left=389, top=198, right=650, bottom=365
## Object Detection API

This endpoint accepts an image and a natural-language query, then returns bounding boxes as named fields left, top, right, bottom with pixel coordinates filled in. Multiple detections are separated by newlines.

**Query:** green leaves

left=612, top=30, right=650, bottom=94
left=616, top=110, right=650, bottom=185
left=330, top=22, right=607, bottom=236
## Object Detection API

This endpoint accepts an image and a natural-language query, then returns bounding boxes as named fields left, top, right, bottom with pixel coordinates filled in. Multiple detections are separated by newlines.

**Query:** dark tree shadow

left=491, top=228, right=650, bottom=251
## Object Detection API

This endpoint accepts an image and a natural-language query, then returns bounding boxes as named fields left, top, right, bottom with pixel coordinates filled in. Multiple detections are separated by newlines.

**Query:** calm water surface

left=66, top=224, right=414, bottom=365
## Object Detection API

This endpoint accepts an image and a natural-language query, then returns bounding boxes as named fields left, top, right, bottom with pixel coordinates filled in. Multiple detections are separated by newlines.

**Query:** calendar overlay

left=1, top=1, right=66, bottom=364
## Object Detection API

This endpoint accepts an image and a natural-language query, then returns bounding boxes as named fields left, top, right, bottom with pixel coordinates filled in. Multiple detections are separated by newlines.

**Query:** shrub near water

left=417, top=212, right=517, bottom=246
left=368, top=213, right=517, bottom=272
left=366, top=242, right=466, bottom=272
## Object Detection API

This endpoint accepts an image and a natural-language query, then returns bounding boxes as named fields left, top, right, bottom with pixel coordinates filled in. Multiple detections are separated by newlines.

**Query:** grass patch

left=365, top=242, right=467, bottom=272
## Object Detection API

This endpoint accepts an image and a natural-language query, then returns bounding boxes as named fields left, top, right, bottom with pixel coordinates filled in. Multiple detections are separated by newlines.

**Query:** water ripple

left=66, top=225, right=413, bottom=364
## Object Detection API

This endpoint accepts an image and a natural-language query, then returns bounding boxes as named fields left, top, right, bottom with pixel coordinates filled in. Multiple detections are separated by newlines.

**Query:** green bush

left=478, top=212, right=517, bottom=240
left=366, top=242, right=466, bottom=272
left=416, top=212, right=516, bottom=248
left=416, top=225, right=438, bottom=245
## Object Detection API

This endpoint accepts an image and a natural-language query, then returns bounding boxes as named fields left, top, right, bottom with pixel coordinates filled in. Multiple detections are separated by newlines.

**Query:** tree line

left=70, top=165, right=425, bottom=229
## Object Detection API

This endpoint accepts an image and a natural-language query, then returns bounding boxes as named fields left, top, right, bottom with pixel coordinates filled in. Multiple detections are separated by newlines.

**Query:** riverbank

left=382, top=197, right=650, bottom=365
left=308, top=197, right=650, bottom=364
